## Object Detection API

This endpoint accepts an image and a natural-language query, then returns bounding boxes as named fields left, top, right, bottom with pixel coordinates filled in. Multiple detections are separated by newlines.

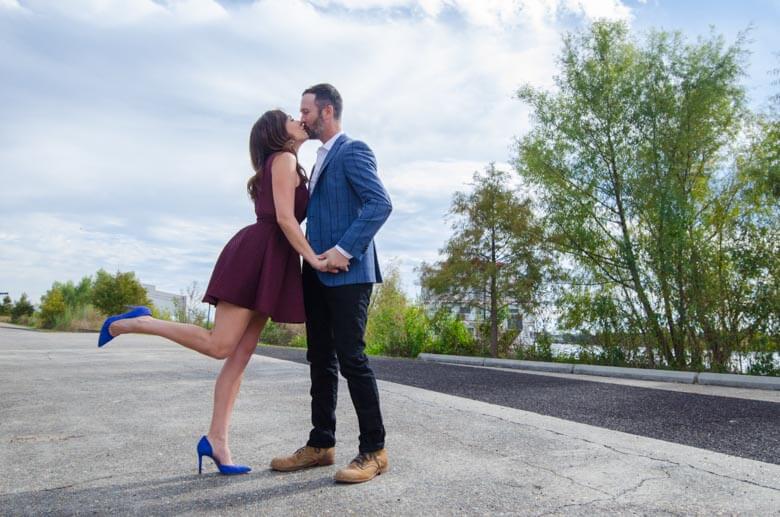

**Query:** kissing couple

left=98, top=83, right=393, bottom=484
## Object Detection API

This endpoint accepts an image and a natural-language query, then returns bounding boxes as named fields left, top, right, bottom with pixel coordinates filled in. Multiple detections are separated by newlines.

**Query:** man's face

left=300, top=93, right=324, bottom=140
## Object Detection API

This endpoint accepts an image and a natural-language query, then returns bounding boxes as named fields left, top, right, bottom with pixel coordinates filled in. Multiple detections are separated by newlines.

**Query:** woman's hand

left=309, top=256, right=331, bottom=273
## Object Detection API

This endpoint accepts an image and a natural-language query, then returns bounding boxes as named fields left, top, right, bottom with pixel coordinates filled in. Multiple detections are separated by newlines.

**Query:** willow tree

left=419, top=164, right=551, bottom=357
left=515, top=21, right=759, bottom=369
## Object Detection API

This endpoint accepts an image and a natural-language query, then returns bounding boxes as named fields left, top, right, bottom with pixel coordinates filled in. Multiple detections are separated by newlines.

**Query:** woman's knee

left=211, top=336, right=236, bottom=359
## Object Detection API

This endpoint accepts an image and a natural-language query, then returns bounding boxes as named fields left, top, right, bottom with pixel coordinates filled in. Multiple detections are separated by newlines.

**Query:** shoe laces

left=350, top=452, right=374, bottom=468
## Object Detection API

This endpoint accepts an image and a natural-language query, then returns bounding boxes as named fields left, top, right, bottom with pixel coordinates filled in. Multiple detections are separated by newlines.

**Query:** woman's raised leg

left=108, top=301, right=254, bottom=359
left=206, top=312, right=268, bottom=465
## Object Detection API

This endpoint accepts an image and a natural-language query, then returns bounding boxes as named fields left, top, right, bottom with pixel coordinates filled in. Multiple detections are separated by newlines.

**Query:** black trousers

left=302, top=263, right=385, bottom=453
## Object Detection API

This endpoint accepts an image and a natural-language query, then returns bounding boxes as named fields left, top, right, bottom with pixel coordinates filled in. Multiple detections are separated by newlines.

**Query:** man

left=270, top=84, right=393, bottom=483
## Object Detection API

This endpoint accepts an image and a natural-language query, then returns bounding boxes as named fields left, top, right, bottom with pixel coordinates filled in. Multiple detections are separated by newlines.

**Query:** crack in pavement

left=383, top=386, right=780, bottom=495
left=515, top=458, right=613, bottom=497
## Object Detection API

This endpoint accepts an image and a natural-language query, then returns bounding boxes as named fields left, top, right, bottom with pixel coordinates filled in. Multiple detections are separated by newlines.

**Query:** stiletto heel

left=196, top=436, right=251, bottom=475
left=97, top=305, right=152, bottom=348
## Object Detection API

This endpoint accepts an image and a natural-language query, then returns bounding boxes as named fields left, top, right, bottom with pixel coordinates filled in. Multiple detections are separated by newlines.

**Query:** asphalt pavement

left=254, top=345, right=780, bottom=465
left=2, top=327, right=779, bottom=515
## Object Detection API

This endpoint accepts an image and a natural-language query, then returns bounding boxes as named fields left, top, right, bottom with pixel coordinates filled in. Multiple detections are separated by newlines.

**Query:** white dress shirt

left=308, top=131, right=343, bottom=194
left=309, top=131, right=352, bottom=259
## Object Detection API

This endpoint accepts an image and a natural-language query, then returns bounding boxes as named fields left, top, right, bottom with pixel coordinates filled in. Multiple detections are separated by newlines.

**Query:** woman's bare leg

left=206, top=312, right=268, bottom=465
left=108, top=301, right=254, bottom=359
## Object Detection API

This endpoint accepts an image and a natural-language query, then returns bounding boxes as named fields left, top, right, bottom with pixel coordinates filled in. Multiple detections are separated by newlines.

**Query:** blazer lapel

left=311, top=134, right=347, bottom=196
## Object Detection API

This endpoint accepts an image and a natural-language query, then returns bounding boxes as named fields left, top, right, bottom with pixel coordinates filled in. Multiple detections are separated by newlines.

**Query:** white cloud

left=563, top=0, right=632, bottom=21
left=19, top=0, right=166, bottom=24
left=165, top=0, right=229, bottom=24
left=0, top=0, right=23, bottom=10
left=308, top=0, right=632, bottom=28
left=0, top=0, right=635, bottom=302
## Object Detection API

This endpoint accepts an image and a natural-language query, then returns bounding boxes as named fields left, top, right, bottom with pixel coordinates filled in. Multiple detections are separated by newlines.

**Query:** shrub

left=261, top=321, right=305, bottom=347
left=365, top=267, right=408, bottom=355
left=91, top=269, right=151, bottom=316
left=0, top=295, right=12, bottom=316
left=516, top=331, right=554, bottom=361
left=747, top=352, right=780, bottom=376
left=425, top=310, right=476, bottom=356
left=290, top=333, right=307, bottom=348
left=39, top=288, right=67, bottom=329
left=56, top=277, right=93, bottom=308
left=151, top=305, right=173, bottom=321
left=401, top=305, right=432, bottom=358
left=10, top=293, right=35, bottom=324
left=36, top=276, right=102, bottom=330
left=61, top=304, right=104, bottom=331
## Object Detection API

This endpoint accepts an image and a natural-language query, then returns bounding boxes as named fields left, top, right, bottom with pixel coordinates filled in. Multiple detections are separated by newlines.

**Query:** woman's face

left=285, top=115, right=308, bottom=142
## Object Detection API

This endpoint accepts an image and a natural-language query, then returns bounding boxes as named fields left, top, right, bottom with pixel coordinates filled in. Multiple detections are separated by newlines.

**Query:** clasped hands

left=311, top=247, right=349, bottom=274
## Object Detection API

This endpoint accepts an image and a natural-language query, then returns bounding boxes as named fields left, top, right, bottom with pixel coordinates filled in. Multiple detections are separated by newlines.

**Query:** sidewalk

left=1, top=328, right=779, bottom=515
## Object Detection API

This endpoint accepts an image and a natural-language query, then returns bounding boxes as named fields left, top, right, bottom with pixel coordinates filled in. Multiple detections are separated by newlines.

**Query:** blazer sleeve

left=336, top=140, right=393, bottom=260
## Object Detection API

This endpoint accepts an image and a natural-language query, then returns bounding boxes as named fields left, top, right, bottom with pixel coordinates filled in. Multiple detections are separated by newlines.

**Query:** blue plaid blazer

left=306, top=134, right=392, bottom=287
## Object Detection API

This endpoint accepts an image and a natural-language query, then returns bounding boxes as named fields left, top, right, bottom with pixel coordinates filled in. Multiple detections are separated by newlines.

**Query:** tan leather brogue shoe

left=270, top=446, right=335, bottom=472
left=333, top=449, right=389, bottom=483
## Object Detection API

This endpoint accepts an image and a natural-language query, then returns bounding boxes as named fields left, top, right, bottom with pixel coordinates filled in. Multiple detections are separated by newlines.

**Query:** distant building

left=142, top=283, right=186, bottom=319
left=420, top=288, right=537, bottom=345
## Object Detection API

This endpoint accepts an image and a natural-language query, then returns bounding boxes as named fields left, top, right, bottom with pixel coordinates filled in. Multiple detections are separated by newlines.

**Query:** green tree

left=34, top=276, right=97, bottom=330
left=91, top=269, right=151, bottom=316
left=364, top=265, right=432, bottom=357
left=55, top=277, right=94, bottom=309
left=39, top=287, right=67, bottom=328
left=0, top=295, right=12, bottom=316
left=419, top=164, right=551, bottom=357
left=10, top=293, right=35, bottom=323
left=365, top=266, right=416, bottom=356
left=515, top=21, right=776, bottom=370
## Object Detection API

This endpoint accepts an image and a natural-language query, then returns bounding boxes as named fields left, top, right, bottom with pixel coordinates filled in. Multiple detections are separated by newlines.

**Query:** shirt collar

left=321, top=131, right=344, bottom=152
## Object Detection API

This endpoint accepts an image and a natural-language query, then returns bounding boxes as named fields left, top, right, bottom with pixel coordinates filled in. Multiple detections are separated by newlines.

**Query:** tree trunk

left=610, top=153, right=674, bottom=366
left=490, top=227, right=499, bottom=357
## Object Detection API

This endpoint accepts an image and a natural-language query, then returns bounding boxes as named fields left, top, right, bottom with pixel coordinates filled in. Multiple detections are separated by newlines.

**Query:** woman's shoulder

left=269, top=151, right=296, bottom=170
left=264, top=151, right=293, bottom=169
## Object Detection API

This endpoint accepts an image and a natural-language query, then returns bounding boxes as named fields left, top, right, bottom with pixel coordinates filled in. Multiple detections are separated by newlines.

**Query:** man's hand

left=319, top=247, right=350, bottom=273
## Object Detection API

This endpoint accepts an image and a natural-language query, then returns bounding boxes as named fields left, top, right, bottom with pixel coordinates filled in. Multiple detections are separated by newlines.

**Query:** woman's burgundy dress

left=203, top=152, right=308, bottom=323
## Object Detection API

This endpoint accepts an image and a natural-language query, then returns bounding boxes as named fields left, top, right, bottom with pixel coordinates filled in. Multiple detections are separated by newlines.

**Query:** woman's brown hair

left=247, top=109, right=307, bottom=200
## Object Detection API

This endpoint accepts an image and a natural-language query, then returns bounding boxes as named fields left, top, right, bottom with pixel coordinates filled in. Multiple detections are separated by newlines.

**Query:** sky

left=1, top=0, right=778, bottom=308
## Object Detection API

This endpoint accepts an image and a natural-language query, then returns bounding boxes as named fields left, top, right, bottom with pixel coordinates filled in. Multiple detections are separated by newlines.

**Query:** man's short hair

left=303, top=83, right=343, bottom=120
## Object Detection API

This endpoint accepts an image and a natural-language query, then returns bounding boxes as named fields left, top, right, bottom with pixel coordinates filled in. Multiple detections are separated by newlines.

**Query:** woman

left=97, top=110, right=327, bottom=475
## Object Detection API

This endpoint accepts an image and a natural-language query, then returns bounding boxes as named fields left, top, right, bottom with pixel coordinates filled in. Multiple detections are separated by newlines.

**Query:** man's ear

left=323, top=104, right=333, bottom=120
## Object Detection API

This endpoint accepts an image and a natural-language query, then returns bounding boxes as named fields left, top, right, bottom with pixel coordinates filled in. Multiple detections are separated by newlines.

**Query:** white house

left=142, top=283, right=186, bottom=319
left=420, top=288, right=538, bottom=346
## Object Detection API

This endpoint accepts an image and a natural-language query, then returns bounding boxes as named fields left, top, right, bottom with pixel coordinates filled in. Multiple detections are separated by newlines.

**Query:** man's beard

left=305, top=115, right=325, bottom=140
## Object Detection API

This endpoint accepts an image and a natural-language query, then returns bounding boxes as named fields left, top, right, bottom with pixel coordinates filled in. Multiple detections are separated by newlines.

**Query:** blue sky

left=1, top=0, right=778, bottom=306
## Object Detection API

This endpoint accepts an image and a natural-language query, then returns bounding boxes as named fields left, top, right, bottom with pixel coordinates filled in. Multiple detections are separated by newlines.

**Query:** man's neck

left=319, top=124, right=342, bottom=144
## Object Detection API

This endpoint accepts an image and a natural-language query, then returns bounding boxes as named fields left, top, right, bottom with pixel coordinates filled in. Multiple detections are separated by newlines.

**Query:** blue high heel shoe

left=197, top=436, right=252, bottom=475
left=97, top=305, right=152, bottom=348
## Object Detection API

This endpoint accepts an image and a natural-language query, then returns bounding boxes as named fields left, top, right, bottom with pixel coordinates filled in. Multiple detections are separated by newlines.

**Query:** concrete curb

left=698, top=372, right=780, bottom=390
left=417, top=353, right=780, bottom=391
left=484, top=358, right=574, bottom=373
left=573, top=364, right=697, bottom=384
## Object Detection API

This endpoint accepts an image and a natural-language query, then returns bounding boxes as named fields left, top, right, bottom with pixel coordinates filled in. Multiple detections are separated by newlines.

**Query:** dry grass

left=53, top=305, right=104, bottom=332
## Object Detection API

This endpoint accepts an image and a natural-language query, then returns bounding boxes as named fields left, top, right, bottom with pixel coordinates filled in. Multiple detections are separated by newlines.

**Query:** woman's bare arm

left=271, top=153, right=326, bottom=270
